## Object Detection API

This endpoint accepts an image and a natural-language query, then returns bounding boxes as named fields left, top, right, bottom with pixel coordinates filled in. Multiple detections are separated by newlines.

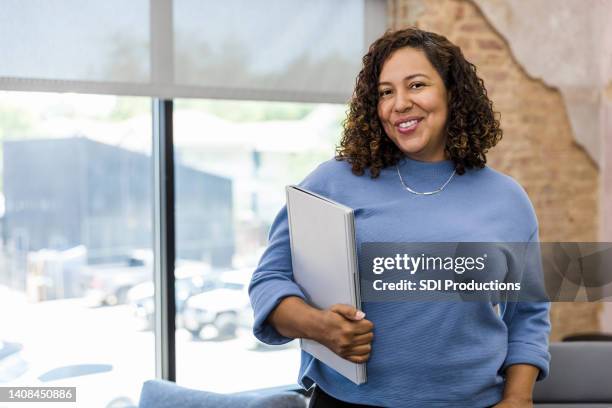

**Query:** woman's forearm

left=267, top=296, right=325, bottom=341
left=502, top=364, right=539, bottom=402
left=267, top=296, right=374, bottom=363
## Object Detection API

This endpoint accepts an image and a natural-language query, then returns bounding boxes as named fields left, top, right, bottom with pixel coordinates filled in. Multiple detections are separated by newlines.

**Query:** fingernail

left=355, top=310, right=365, bottom=319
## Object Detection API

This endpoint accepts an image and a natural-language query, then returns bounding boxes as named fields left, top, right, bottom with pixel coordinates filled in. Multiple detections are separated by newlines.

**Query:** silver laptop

left=286, top=185, right=366, bottom=385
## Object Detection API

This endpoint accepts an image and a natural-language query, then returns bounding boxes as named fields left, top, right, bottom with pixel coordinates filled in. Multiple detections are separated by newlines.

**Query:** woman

left=248, top=28, right=550, bottom=408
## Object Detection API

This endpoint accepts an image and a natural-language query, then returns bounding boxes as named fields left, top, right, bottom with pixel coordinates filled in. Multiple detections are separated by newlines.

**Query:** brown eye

left=378, top=89, right=392, bottom=97
left=410, top=82, right=425, bottom=89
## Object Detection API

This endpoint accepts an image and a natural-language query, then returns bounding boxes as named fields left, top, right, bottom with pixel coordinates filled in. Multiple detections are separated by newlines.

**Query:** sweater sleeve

left=248, top=204, right=306, bottom=345
left=500, top=228, right=551, bottom=381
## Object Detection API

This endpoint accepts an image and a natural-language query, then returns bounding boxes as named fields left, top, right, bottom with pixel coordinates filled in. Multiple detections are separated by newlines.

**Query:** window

left=0, top=91, right=153, bottom=407
left=173, top=98, right=345, bottom=391
left=0, top=0, right=386, bottom=399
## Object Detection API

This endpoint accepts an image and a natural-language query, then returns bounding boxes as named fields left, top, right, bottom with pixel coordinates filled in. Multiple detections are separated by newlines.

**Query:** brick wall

left=604, top=81, right=612, bottom=240
left=388, top=0, right=602, bottom=341
left=603, top=82, right=612, bottom=332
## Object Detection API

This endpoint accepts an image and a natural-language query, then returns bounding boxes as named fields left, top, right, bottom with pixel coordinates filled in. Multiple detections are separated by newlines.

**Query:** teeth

left=398, top=119, right=418, bottom=128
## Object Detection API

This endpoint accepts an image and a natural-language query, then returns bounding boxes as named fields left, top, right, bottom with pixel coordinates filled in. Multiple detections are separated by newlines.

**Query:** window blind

left=0, top=0, right=387, bottom=103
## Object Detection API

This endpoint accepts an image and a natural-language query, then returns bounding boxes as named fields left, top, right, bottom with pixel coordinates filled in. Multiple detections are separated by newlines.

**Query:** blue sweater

left=249, top=157, right=551, bottom=408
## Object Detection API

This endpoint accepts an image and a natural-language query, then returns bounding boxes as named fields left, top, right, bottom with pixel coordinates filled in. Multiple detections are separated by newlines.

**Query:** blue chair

left=138, top=379, right=307, bottom=408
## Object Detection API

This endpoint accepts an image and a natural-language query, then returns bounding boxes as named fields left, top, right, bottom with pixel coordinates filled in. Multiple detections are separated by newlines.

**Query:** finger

left=330, top=304, right=365, bottom=321
left=347, top=354, right=370, bottom=364
left=352, top=319, right=374, bottom=335
left=345, top=344, right=372, bottom=356
left=352, top=332, right=374, bottom=345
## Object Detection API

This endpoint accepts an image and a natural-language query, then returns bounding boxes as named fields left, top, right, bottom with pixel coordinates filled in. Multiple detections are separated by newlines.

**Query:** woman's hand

left=267, top=297, right=374, bottom=363
left=313, top=304, right=374, bottom=363
left=492, top=397, right=533, bottom=408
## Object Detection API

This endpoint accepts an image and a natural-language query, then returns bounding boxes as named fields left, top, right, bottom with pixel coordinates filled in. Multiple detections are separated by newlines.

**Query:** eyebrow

left=378, top=73, right=431, bottom=86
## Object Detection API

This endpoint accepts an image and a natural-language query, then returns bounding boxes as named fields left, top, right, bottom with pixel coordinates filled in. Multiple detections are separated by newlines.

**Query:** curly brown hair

left=336, top=28, right=502, bottom=177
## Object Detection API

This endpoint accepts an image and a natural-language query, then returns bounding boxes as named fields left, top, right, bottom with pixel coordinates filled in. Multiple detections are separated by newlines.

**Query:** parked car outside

left=83, top=249, right=153, bottom=307
left=182, top=268, right=253, bottom=339
left=127, top=261, right=215, bottom=330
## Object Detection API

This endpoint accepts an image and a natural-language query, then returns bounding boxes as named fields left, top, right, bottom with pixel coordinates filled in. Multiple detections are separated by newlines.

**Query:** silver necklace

left=396, top=164, right=456, bottom=196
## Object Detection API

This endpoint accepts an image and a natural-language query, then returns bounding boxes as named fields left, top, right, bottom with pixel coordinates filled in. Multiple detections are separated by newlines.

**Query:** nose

left=394, top=90, right=413, bottom=113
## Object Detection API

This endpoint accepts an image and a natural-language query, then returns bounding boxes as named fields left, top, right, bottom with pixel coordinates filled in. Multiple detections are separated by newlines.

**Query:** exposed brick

left=477, top=38, right=504, bottom=50
left=454, top=36, right=472, bottom=51
left=491, top=71, right=509, bottom=82
left=458, top=22, right=485, bottom=32
left=455, top=3, right=465, bottom=19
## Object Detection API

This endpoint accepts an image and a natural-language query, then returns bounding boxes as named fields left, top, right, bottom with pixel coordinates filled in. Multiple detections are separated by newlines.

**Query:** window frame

left=152, top=99, right=176, bottom=382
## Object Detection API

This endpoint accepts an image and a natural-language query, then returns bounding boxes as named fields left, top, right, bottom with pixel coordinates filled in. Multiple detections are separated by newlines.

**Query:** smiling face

left=377, top=46, right=449, bottom=162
